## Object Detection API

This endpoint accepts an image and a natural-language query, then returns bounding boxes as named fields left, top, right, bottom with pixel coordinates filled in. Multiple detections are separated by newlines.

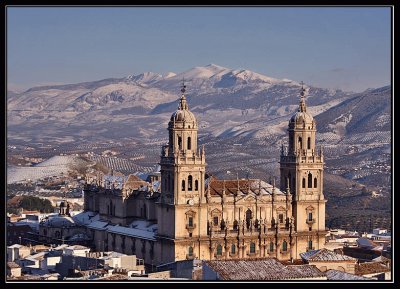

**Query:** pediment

left=236, top=194, right=256, bottom=204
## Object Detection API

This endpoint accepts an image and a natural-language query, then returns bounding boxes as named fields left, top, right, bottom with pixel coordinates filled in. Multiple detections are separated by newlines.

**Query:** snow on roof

left=99, top=251, right=126, bottom=259
left=41, top=215, right=76, bottom=227
left=326, top=270, right=371, bottom=280
left=53, top=244, right=69, bottom=250
left=300, top=248, right=356, bottom=262
left=72, top=211, right=99, bottom=225
left=67, top=233, right=91, bottom=241
left=206, top=178, right=286, bottom=197
left=129, top=219, right=158, bottom=232
left=65, top=245, right=90, bottom=251
left=107, top=225, right=156, bottom=241
left=87, top=220, right=109, bottom=230
left=15, top=219, right=39, bottom=231
left=26, top=251, right=46, bottom=261
left=8, top=244, right=25, bottom=249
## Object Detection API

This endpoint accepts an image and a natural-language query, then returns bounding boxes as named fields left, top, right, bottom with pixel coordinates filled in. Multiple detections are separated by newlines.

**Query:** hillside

left=6, top=64, right=392, bottom=231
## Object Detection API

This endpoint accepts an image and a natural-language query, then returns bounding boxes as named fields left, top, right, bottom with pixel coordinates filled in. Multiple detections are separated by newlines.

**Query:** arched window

left=302, top=178, right=306, bottom=188
left=307, top=137, right=311, bottom=149
left=250, top=242, right=256, bottom=254
left=308, top=240, right=313, bottom=250
left=270, top=242, right=274, bottom=252
left=298, top=137, right=302, bottom=149
left=246, top=209, right=252, bottom=229
left=231, top=244, right=236, bottom=254
left=314, top=177, right=317, bottom=188
left=178, top=136, right=182, bottom=150
left=308, top=173, right=312, bottom=188
left=282, top=240, right=288, bottom=252
left=216, top=244, right=222, bottom=256
left=233, top=220, right=238, bottom=231
left=187, top=137, right=191, bottom=150
left=188, top=246, right=193, bottom=257
left=194, top=180, right=198, bottom=191
left=182, top=180, right=185, bottom=191
left=188, top=175, right=193, bottom=191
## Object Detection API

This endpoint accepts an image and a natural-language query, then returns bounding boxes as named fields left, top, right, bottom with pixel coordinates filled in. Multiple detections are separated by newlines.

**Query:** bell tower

left=157, top=81, right=206, bottom=245
left=279, top=82, right=327, bottom=255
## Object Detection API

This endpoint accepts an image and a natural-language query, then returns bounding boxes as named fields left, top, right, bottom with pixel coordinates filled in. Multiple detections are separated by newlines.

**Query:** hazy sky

left=7, top=6, right=391, bottom=92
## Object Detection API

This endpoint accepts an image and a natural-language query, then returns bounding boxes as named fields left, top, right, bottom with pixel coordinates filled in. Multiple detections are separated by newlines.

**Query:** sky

left=7, top=6, right=391, bottom=93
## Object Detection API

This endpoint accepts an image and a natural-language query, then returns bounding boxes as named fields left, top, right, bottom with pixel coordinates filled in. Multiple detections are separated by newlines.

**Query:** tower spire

left=299, top=81, right=307, bottom=112
left=178, top=78, right=189, bottom=110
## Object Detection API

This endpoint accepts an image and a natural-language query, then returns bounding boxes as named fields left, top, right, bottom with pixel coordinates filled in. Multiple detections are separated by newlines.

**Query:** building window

left=231, top=244, right=236, bottom=254
left=233, top=220, right=238, bottom=231
left=194, top=180, right=198, bottom=191
left=216, top=244, right=222, bottom=256
left=213, top=216, right=219, bottom=226
left=188, top=175, right=193, bottom=191
left=270, top=242, right=274, bottom=252
left=178, top=136, right=182, bottom=150
left=308, top=173, right=312, bottom=188
left=182, top=180, right=185, bottom=191
left=307, top=137, right=311, bottom=149
left=188, top=216, right=193, bottom=227
left=314, top=178, right=317, bottom=188
left=279, top=214, right=284, bottom=224
left=188, top=246, right=193, bottom=257
left=282, top=240, right=288, bottom=252
left=250, top=242, right=256, bottom=254
left=187, top=137, right=191, bottom=150
left=246, top=209, right=252, bottom=229
left=302, top=178, right=306, bottom=188
left=298, top=137, right=302, bottom=149
left=308, top=240, right=313, bottom=250
left=308, top=212, right=313, bottom=222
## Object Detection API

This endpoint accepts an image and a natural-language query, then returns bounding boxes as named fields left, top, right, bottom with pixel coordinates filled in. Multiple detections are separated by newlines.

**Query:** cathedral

left=82, top=83, right=327, bottom=266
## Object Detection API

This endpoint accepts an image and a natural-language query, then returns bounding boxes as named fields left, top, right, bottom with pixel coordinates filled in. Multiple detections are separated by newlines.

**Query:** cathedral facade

left=83, top=83, right=327, bottom=266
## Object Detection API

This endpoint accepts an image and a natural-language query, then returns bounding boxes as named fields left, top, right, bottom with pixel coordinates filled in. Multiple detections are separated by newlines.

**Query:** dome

left=169, top=94, right=197, bottom=124
left=290, top=110, right=314, bottom=125
left=41, top=215, right=76, bottom=227
left=170, top=109, right=197, bottom=123
left=289, top=86, right=314, bottom=127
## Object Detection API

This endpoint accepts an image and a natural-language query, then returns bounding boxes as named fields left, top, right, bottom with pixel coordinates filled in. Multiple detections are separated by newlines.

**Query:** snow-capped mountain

left=8, top=63, right=388, bottom=143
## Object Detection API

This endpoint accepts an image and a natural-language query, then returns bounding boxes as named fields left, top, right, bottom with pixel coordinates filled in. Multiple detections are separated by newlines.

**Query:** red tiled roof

left=355, top=262, right=391, bottom=275
left=204, top=258, right=325, bottom=280
left=206, top=177, right=285, bottom=197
